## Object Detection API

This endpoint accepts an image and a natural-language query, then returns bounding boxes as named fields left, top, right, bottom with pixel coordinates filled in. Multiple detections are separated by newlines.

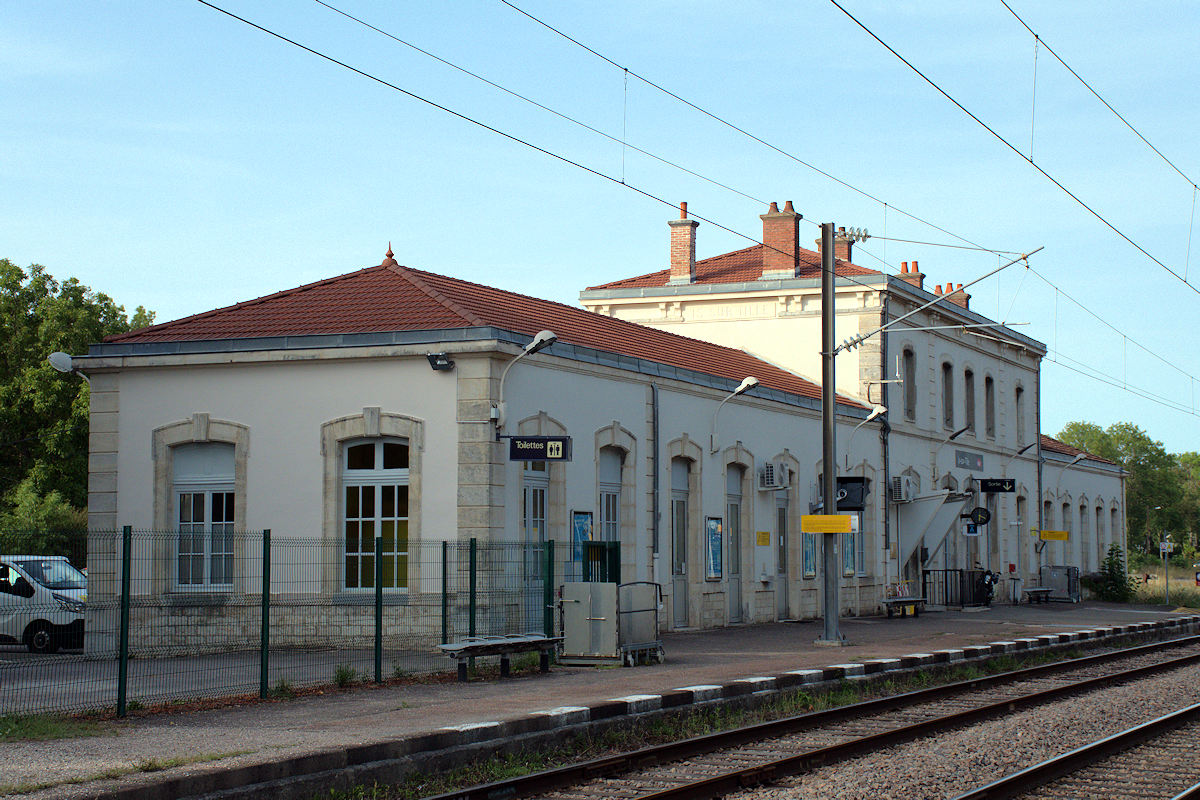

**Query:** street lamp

left=1003, top=441, right=1038, bottom=472
left=493, top=330, right=556, bottom=437
left=709, top=376, right=758, bottom=453
left=844, top=404, right=886, bottom=469
left=47, top=351, right=90, bottom=385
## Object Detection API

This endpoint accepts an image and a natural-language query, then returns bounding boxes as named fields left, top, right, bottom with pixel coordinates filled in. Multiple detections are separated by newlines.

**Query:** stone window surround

left=667, top=434, right=703, bottom=627
left=321, top=407, right=424, bottom=597
left=594, top=421, right=637, bottom=575
left=151, top=413, right=250, bottom=596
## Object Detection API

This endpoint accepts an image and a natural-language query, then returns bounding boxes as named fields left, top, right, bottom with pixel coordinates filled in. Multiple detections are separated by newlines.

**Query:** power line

left=314, top=0, right=1015, bottom=263
left=827, top=0, right=1200, bottom=297
left=496, top=0, right=1004, bottom=257
left=199, top=1, right=1196, bottom=424
left=1000, top=0, right=1199, bottom=192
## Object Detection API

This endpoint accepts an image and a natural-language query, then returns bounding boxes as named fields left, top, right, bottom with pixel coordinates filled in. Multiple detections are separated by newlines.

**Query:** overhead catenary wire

left=202, top=1, right=1197, bottom=425
left=496, top=0, right=1005, bottom=258
left=828, top=0, right=1200, bottom=297
left=1000, top=0, right=1199, bottom=193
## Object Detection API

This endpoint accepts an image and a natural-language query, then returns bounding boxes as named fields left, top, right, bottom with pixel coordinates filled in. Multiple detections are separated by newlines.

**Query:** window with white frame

left=726, top=465, right=744, bottom=578
left=670, top=458, right=690, bottom=579
left=523, top=460, right=548, bottom=580
left=598, top=447, right=622, bottom=543
left=173, top=442, right=236, bottom=589
left=342, top=439, right=409, bottom=590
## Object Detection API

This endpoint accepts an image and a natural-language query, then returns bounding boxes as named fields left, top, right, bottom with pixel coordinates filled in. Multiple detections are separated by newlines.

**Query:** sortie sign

left=508, top=436, right=572, bottom=462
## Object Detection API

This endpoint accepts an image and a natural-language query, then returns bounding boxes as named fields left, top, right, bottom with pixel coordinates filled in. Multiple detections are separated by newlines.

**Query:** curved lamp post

left=709, top=377, right=758, bottom=454
left=493, top=330, right=556, bottom=438
left=930, top=424, right=970, bottom=483
left=844, top=404, right=886, bottom=469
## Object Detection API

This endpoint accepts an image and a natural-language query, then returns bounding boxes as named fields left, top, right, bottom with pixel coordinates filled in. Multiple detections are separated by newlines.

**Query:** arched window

left=598, top=447, right=623, bottom=542
left=963, top=369, right=976, bottom=433
left=670, top=458, right=690, bottom=582
left=1015, top=386, right=1026, bottom=444
left=174, top=442, right=236, bottom=589
left=902, top=348, right=917, bottom=421
left=984, top=376, right=996, bottom=439
left=1078, top=502, right=1090, bottom=569
left=942, top=362, right=954, bottom=429
left=522, top=460, right=548, bottom=579
left=342, top=438, right=409, bottom=590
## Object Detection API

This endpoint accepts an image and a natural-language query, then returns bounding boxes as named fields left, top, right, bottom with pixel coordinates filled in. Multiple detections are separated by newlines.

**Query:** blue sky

left=3, top=1, right=1198, bottom=452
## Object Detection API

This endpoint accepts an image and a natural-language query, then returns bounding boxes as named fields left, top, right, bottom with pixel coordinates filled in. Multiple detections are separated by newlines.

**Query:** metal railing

left=1, top=529, right=595, bottom=717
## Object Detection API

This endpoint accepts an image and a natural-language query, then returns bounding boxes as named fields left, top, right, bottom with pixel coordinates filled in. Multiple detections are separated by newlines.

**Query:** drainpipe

left=880, top=295, right=892, bottom=592
left=1035, top=366, right=1044, bottom=581
left=651, top=383, right=661, bottom=585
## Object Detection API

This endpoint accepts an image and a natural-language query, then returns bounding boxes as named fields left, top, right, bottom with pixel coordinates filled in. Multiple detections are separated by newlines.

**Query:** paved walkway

left=2, top=602, right=1194, bottom=799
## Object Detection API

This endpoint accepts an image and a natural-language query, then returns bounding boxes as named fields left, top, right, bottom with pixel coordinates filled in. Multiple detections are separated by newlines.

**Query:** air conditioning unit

left=758, top=462, right=789, bottom=491
left=890, top=475, right=916, bottom=503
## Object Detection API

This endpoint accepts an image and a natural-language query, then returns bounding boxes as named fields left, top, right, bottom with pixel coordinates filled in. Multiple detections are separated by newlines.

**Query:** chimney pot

left=768, top=201, right=779, bottom=213
left=680, top=201, right=688, bottom=219
left=934, top=285, right=943, bottom=295
left=956, top=283, right=963, bottom=291
left=901, top=261, right=909, bottom=273
left=783, top=200, right=795, bottom=213
left=911, top=260, right=918, bottom=272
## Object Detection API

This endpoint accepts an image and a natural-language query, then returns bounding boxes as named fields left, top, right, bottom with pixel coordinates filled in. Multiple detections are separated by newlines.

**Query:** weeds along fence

left=0, top=529, right=602, bottom=717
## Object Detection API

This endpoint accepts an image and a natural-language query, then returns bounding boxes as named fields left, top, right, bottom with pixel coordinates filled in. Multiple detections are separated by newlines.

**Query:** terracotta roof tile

left=107, top=262, right=862, bottom=409
left=586, top=244, right=880, bottom=290
left=1040, top=434, right=1118, bottom=466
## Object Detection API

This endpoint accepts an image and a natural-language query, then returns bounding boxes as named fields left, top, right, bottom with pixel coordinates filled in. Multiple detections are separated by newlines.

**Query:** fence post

left=468, top=538, right=477, bottom=674
left=259, top=529, right=271, bottom=699
left=543, top=540, right=554, bottom=637
left=441, top=540, right=449, bottom=645
left=117, top=525, right=132, bottom=718
left=375, top=534, right=383, bottom=684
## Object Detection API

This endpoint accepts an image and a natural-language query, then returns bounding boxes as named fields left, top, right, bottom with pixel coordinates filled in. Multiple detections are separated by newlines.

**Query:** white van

left=0, top=555, right=86, bottom=653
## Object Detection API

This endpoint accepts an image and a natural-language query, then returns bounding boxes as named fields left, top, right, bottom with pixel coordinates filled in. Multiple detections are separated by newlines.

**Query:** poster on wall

left=571, top=510, right=592, bottom=561
left=706, top=517, right=723, bottom=580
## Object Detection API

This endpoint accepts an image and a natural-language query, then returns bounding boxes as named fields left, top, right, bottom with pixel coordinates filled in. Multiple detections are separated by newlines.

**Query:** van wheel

left=26, top=623, right=59, bottom=654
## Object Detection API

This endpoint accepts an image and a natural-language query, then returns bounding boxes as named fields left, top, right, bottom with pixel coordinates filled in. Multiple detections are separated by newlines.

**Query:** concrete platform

left=3, top=602, right=1197, bottom=799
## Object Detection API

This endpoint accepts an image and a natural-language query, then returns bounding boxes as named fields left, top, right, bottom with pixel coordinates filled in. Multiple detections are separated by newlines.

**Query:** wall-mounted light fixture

left=493, top=330, right=557, bottom=437
left=844, top=404, right=886, bottom=468
left=709, top=376, right=758, bottom=453
left=425, top=353, right=455, bottom=371
left=48, top=351, right=89, bottom=385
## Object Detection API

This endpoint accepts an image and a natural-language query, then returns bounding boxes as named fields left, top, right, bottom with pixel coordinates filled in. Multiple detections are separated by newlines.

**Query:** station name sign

left=508, top=435, right=572, bottom=462
left=955, top=450, right=985, bottom=471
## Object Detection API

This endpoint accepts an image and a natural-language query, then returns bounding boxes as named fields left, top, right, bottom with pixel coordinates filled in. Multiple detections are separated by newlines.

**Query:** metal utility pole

left=819, top=222, right=842, bottom=644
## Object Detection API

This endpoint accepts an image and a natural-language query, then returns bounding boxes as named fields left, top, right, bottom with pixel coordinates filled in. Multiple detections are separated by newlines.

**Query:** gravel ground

left=740, top=664, right=1200, bottom=799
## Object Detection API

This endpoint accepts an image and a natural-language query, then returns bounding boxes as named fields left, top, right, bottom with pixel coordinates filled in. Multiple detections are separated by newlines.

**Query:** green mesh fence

left=0, top=530, right=573, bottom=717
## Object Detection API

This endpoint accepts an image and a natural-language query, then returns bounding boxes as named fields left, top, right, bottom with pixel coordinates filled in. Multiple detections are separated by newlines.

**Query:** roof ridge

left=105, top=266, right=389, bottom=342
left=387, top=264, right=486, bottom=327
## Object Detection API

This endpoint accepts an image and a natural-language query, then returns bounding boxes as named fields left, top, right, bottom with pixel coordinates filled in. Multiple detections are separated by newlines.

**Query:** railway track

left=423, top=635, right=1200, bottom=800
left=958, top=703, right=1200, bottom=800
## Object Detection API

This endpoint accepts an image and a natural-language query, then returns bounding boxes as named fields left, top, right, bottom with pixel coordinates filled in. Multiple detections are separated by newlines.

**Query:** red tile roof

left=586, top=243, right=880, bottom=290
left=107, top=260, right=862, bottom=408
left=1040, top=434, right=1118, bottom=466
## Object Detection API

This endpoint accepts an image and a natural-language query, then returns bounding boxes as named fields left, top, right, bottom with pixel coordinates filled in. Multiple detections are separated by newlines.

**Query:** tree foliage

left=0, top=259, right=152, bottom=527
left=1058, top=421, right=1199, bottom=552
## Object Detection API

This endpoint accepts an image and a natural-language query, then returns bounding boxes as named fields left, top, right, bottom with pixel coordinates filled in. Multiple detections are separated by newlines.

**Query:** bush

left=1093, top=543, right=1136, bottom=602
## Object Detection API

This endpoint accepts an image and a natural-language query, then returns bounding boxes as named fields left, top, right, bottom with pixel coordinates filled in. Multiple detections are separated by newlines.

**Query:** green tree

left=1058, top=421, right=1190, bottom=553
left=0, top=259, right=152, bottom=524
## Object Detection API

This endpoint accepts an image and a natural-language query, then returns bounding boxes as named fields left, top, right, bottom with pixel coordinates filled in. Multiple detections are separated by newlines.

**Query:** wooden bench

left=437, top=634, right=562, bottom=682
left=1022, top=587, right=1053, bottom=604
left=883, top=596, right=926, bottom=618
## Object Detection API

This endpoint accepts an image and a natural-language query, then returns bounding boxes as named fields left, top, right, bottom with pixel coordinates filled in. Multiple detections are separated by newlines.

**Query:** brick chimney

left=897, top=260, right=924, bottom=290
left=760, top=200, right=800, bottom=279
left=668, top=202, right=699, bottom=284
left=813, top=226, right=854, bottom=264
left=945, top=282, right=971, bottom=310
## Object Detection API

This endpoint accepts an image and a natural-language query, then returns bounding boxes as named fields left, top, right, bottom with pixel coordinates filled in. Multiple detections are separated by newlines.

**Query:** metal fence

left=921, top=568, right=990, bottom=607
left=1, top=529, right=607, bottom=717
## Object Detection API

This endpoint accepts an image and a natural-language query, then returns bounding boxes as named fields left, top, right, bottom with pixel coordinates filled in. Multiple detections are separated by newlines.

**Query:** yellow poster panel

left=1037, top=529, right=1069, bottom=541
left=801, top=514, right=852, bottom=534
left=756, top=531, right=771, bottom=546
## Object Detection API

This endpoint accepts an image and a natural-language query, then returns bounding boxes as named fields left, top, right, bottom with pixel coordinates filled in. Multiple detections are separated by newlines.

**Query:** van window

left=12, top=559, right=86, bottom=590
